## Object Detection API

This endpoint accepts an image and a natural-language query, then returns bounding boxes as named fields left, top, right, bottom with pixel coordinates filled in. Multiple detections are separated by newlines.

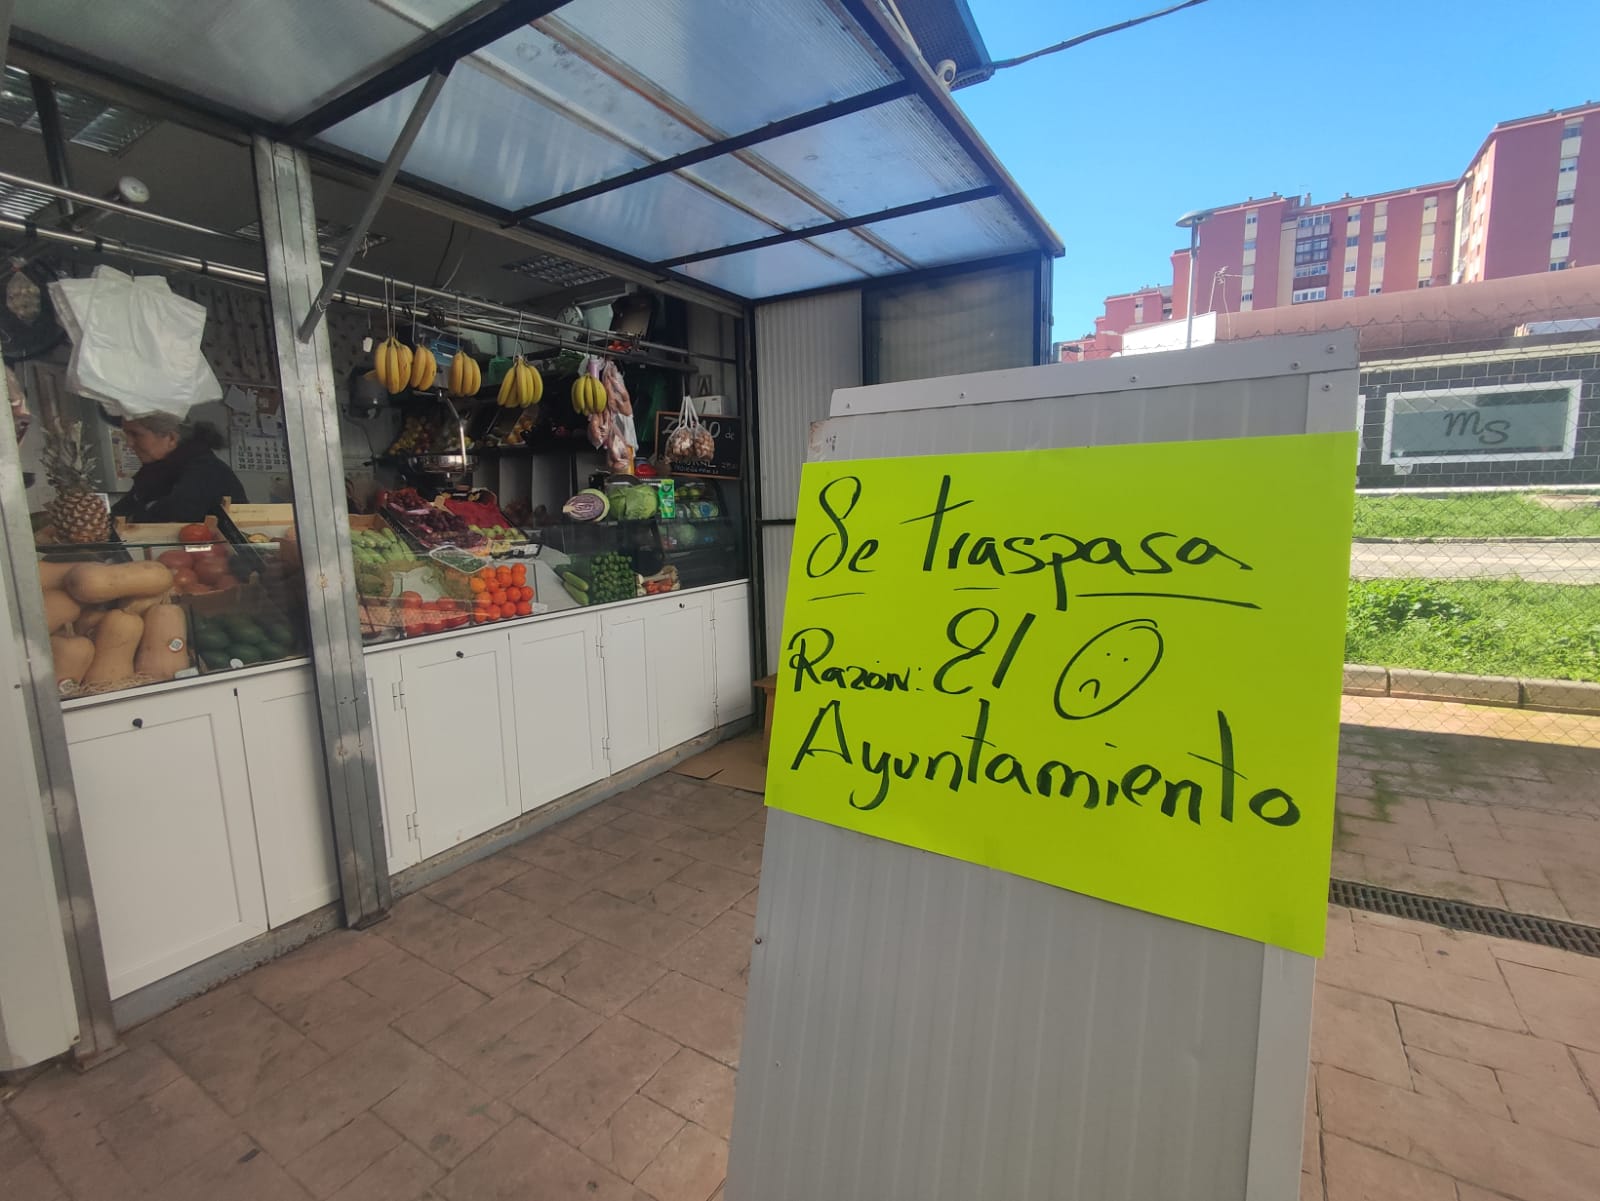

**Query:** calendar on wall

left=225, top=384, right=290, bottom=473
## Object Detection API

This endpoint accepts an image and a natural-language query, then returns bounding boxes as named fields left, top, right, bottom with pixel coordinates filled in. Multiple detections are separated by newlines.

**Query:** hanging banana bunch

left=410, top=344, right=437, bottom=390
left=570, top=356, right=608, bottom=415
left=497, top=356, right=544, bottom=407
left=447, top=350, right=481, bottom=398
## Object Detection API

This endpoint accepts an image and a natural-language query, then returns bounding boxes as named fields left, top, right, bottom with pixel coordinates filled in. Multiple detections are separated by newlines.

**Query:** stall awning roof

left=10, top=0, right=1061, bottom=302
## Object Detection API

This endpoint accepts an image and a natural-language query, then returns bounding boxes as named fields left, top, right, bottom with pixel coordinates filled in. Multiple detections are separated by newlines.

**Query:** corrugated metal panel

left=731, top=336, right=1356, bottom=1201
left=754, top=292, right=863, bottom=519
left=759, top=524, right=795, bottom=676
left=863, top=262, right=1035, bottom=384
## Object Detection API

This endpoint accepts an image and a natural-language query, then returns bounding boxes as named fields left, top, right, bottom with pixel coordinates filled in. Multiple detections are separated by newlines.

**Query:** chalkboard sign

left=654, top=410, right=742, bottom=479
left=1382, top=381, right=1581, bottom=465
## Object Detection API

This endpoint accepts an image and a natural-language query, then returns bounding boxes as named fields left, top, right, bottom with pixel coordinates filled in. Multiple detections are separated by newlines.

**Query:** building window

left=1294, top=264, right=1328, bottom=278
left=1420, top=252, right=1433, bottom=263
left=1245, top=212, right=1258, bottom=225
left=1553, top=229, right=1572, bottom=241
left=1346, top=235, right=1360, bottom=247
left=1563, top=122, right=1582, bottom=138
left=1345, top=263, right=1358, bottom=273
left=1243, top=238, right=1256, bottom=250
left=1374, top=232, right=1386, bottom=243
left=1418, top=279, right=1432, bottom=287
left=1291, top=287, right=1326, bottom=303
left=1551, top=260, right=1570, bottom=271
left=1557, top=195, right=1576, bottom=209
left=1240, top=291, right=1253, bottom=302
left=1372, top=256, right=1386, bottom=270
left=1560, top=157, right=1579, bottom=173
left=1370, top=285, right=1382, bottom=294
left=1343, top=288, right=1356, bottom=298
left=1294, top=236, right=1330, bottom=265
left=1297, top=214, right=1331, bottom=230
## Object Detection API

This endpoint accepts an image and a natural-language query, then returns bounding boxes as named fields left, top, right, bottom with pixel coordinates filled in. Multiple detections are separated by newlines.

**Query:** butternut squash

left=120, top=591, right=173, bottom=616
left=75, top=607, right=110, bottom=637
left=82, top=610, right=143, bottom=687
left=50, top=634, right=95, bottom=689
left=39, top=560, right=76, bottom=590
left=64, top=560, right=174, bottom=605
left=134, top=604, right=189, bottom=681
left=42, top=587, right=81, bottom=633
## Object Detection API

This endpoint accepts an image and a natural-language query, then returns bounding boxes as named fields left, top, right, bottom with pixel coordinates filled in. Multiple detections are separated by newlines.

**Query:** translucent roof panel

left=754, top=95, right=992, bottom=216
left=681, top=242, right=869, bottom=297
left=320, top=65, right=649, bottom=212
left=539, top=0, right=898, bottom=134
left=13, top=0, right=480, bottom=125
left=862, top=195, right=1039, bottom=268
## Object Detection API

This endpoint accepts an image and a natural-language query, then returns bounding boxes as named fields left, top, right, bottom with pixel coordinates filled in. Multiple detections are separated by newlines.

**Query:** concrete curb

left=1343, top=664, right=1600, bottom=715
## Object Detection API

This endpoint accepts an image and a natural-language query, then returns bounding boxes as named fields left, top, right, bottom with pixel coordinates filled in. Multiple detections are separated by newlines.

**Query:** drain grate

left=1331, top=879, right=1600, bottom=958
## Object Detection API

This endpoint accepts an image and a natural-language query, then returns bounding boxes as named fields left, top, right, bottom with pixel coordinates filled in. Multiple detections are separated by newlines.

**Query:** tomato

left=398, top=591, right=424, bottom=611
left=178, top=523, right=214, bottom=544
left=157, top=548, right=192, bottom=571
left=193, top=557, right=230, bottom=585
left=171, top=567, right=199, bottom=593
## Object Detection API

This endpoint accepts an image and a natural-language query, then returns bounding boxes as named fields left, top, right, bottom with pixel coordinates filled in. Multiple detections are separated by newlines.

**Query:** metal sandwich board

left=729, top=331, right=1359, bottom=1201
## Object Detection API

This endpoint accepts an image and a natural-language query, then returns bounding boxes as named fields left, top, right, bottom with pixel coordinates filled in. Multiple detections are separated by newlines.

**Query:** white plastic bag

left=49, top=266, right=221, bottom=419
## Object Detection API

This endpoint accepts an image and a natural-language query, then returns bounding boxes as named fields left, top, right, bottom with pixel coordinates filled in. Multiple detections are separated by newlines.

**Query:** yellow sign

left=765, top=433, right=1357, bottom=956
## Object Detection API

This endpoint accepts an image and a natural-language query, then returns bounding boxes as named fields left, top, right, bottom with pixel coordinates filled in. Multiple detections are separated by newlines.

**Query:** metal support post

left=296, top=68, right=448, bottom=342
left=28, top=73, right=76, bottom=221
left=254, top=137, right=392, bottom=925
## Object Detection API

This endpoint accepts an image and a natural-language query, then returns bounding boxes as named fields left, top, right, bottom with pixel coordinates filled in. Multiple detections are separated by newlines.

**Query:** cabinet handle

left=456, top=650, right=464, bottom=659
left=131, top=718, right=143, bottom=729
left=678, top=601, right=686, bottom=609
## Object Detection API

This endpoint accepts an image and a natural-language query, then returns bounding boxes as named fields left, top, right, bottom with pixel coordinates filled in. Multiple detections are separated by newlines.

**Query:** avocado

left=202, top=650, right=234, bottom=671
left=224, top=614, right=264, bottom=642
left=261, top=619, right=293, bottom=646
left=259, top=640, right=292, bottom=662
left=195, top=626, right=230, bottom=653
left=228, top=639, right=266, bottom=664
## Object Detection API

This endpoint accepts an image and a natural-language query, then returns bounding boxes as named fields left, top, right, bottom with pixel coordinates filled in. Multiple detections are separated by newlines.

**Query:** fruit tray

left=181, top=581, right=308, bottom=673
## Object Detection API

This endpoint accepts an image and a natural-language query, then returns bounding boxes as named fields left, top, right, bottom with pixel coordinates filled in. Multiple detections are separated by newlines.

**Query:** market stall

left=0, top=0, right=1061, bottom=1062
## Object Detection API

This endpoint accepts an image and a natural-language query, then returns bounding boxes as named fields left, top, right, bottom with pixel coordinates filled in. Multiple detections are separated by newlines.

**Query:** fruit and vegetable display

left=556, top=552, right=636, bottom=606
left=41, top=416, right=110, bottom=544
left=468, top=561, right=534, bottom=623
left=39, top=556, right=197, bottom=692
left=386, top=413, right=475, bottom=456
left=379, top=487, right=486, bottom=550
left=562, top=489, right=609, bottom=522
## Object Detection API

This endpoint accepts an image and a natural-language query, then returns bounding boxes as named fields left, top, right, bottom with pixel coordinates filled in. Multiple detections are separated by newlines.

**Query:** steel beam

left=27, top=73, right=75, bottom=220
left=286, top=0, right=571, bottom=139
left=653, top=185, right=999, bottom=270
left=254, top=137, right=392, bottom=927
left=505, top=81, right=914, bottom=223
left=296, top=68, right=447, bottom=342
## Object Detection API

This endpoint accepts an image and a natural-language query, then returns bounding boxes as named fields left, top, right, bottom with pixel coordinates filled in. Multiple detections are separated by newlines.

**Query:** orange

left=500, top=602, right=517, bottom=619
left=516, top=601, right=532, bottom=616
left=510, top=564, right=526, bottom=582
left=469, top=576, right=486, bottom=593
left=490, top=589, right=506, bottom=605
left=521, top=585, right=534, bottom=602
left=496, top=566, right=512, bottom=585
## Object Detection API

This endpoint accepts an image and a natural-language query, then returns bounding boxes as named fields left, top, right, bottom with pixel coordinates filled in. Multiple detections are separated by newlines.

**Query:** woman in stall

left=111, top=413, right=246, bottom=524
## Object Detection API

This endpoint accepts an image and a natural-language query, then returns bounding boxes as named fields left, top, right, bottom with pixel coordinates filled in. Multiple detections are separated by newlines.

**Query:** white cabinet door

left=235, top=669, right=338, bottom=927
left=365, top=651, right=420, bottom=875
left=600, top=607, right=657, bottom=772
left=713, top=583, right=754, bottom=723
left=64, top=682, right=267, bottom=999
left=509, top=613, right=607, bottom=812
left=400, top=633, right=520, bottom=860
left=648, top=593, right=717, bottom=750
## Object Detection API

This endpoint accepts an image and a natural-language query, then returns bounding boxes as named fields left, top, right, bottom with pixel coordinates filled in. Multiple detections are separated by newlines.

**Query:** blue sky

left=955, top=0, right=1600, bottom=339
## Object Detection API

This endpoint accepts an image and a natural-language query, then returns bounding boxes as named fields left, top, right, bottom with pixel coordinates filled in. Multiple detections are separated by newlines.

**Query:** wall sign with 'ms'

left=1381, top=380, right=1582, bottom=465
left=764, top=433, right=1358, bottom=956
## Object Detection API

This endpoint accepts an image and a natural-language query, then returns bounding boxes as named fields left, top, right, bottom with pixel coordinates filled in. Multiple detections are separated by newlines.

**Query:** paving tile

left=1499, top=961, right=1600, bottom=1052
left=594, top=848, right=697, bottom=903
left=1498, top=880, right=1573, bottom=921
left=284, top=1113, right=402, bottom=1199
left=533, top=937, right=669, bottom=1017
left=275, top=978, right=400, bottom=1054
left=391, top=982, right=491, bottom=1046
left=575, top=821, right=660, bottom=860
left=511, top=1015, right=679, bottom=1145
left=1543, top=862, right=1600, bottom=927
left=1498, top=1070, right=1600, bottom=1147
left=1310, top=985, right=1411, bottom=1088
left=436, top=1118, right=643, bottom=1201
left=1348, top=917, right=1426, bottom=966
left=665, top=910, right=754, bottom=993
left=609, top=811, right=692, bottom=844
left=347, top=947, right=456, bottom=1013
left=497, top=864, right=589, bottom=914
left=1321, top=1133, right=1456, bottom=1201
left=629, top=879, right=704, bottom=916
left=244, top=933, right=392, bottom=1011
left=1318, top=947, right=1525, bottom=1030
left=327, top=1142, right=442, bottom=1201
left=453, top=920, right=585, bottom=996
left=0, top=1111, right=68, bottom=1201
left=551, top=801, right=622, bottom=841
left=9, top=1105, right=145, bottom=1201
left=1394, top=1005, right=1584, bottom=1089
left=421, top=855, right=529, bottom=912
left=730, top=812, right=765, bottom=847
left=424, top=980, right=559, bottom=1058
left=1485, top=938, right=1600, bottom=985
left=557, top=891, right=700, bottom=961
left=505, top=833, right=625, bottom=882
left=661, top=793, right=759, bottom=837
left=1405, top=1047, right=1508, bottom=1118
left=733, top=889, right=759, bottom=918
left=670, top=862, right=759, bottom=928
left=1301, top=1069, right=1320, bottom=1185
left=371, top=1052, right=512, bottom=1168
left=96, top=1074, right=238, bottom=1187
left=1405, top=846, right=1458, bottom=871
left=657, top=830, right=763, bottom=877
left=1340, top=853, right=1508, bottom=909
left=430, top=988, right=601, bottom=1098
left=371, top=895, right=506, bottom=974
left=641, top=1049, right=738, bottom=1137
left=147, top=990, right=328, bottom=1115
left=1335, top=831, right=1415, bottom=864
left=635, top=1122, right=728, bottom=1201
left=157, top=1134, right=312, bottom=1201
left=1449, top=835, right=1556, bottom=888
left=1573, top=1048, right=1600, bottom=1099
left=451, top=886, right=561, bottom=936
left=1415, top=927, right=1502, bottom=981
left=580, top=1095, right=685, bottom=1183
left=1318, top=1064, right=1600, bottom=1201
left=243, top=1029, right=433, bottom=1161
left=625, top=974, right=744, bottom=1068
left=7, top=1042, right=183, bottom=1125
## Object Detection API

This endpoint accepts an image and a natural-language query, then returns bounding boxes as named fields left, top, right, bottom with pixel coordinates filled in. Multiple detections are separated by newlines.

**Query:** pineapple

left=42, top=416, right=109, bottom=544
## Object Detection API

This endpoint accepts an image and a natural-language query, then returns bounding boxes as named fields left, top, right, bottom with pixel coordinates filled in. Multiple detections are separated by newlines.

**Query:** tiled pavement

left=4, top=733, right=1600, bottom=1201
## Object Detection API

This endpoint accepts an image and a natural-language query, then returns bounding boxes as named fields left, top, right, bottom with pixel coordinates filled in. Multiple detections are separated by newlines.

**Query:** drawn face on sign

left=1053, top=618, right=1164, bottom=720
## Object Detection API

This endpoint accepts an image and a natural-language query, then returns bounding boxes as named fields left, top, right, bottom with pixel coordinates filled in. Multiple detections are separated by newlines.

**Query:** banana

left=447, top=352, right=480, bottom=398
left=374, top=337, right=412, bottom=394
left=496, top=362, right=519, bottom=408
left=410, top=345, right=437, bottom=390
left=517, top=358, right=543, bottom=407
left=572, top=375, right=605, bottom=415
